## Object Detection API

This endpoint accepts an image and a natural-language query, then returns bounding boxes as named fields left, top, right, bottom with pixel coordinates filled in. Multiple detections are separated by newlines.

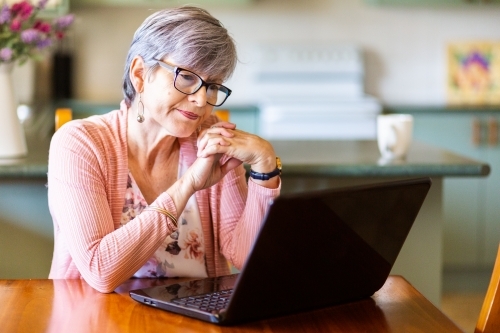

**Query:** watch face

left=276, top=157, right=282, bottom=172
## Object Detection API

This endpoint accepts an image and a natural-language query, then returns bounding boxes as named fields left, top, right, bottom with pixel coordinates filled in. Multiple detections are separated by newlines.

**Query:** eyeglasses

left=155, top=60, right=232, bottom=107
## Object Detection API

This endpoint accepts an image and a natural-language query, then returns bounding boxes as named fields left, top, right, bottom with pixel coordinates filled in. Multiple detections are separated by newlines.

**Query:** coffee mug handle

left=384, top=124, right=399, bottom=153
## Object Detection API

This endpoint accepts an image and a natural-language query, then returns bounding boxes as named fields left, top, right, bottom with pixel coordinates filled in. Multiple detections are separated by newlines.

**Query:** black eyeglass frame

left=155, top=60, right=232, bottom=107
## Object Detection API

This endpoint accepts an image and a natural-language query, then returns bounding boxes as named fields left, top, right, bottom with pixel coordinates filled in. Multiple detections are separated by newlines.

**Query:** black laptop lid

left=222, top=177, right=431, bottom=324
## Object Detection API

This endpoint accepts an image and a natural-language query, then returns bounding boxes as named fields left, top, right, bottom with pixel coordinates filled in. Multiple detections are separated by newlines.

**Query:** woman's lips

left=178, top=109, right=199, bottom=120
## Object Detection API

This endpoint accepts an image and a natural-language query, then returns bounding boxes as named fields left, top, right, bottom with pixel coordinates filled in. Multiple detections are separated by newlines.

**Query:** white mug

left=377, top=114, right=414, bottom=160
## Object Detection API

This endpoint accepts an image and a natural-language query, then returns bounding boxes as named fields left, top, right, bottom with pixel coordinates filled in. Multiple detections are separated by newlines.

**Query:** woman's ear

left=129, top=56, right=146, bottom=93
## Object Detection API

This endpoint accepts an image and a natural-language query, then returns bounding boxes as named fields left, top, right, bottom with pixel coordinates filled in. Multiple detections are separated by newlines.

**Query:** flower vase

left=0, top=63, right=27, bottom=159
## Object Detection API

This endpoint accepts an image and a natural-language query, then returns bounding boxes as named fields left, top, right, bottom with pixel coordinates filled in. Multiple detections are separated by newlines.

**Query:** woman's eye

left=208, top=84, right=220, bottom=93
left=179, top=73, right=197, bottom=83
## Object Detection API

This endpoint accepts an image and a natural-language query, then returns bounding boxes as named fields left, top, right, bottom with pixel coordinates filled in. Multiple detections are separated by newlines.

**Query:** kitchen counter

left=384, top=104, right=500, bottom=114
left=0, top=115, right=490, bottom=179
left=272, top=139, right=489, bottom=178
left=0, top=100, right=490, bottom=179
left=0, top=105, right=491, bottom=307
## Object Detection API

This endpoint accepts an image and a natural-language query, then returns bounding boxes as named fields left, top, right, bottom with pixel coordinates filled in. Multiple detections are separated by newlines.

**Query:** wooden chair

left=55, top=108, right=72, bottom=131
left=475, top=244, right=500, bottom=333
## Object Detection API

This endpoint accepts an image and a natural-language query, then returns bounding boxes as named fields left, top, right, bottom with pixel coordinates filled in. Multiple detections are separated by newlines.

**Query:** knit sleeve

left=48, top=122, right=177, bottom=293
left=216, top=166, right=281, bottom=270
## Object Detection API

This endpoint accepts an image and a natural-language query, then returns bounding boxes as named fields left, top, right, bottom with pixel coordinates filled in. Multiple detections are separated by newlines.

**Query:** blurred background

left=30, top=0, right=499, bottom=106
left=5, top=1, right=500, bottom=331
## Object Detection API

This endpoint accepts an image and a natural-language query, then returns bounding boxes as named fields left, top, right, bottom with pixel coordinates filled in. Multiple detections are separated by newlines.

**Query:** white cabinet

left=390, top=106, right=500, bottom=269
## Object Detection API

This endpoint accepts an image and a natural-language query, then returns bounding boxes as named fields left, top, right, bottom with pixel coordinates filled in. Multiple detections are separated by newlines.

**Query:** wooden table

left=0, top=276, right=463, bottom=332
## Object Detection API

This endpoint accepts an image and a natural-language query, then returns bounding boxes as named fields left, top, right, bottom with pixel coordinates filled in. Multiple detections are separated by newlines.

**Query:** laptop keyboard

left=172, top=289, right=233, bottom=313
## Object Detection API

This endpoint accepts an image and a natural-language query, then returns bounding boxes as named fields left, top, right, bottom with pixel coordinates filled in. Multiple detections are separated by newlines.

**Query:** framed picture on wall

left=447, top=41, right=500, bottom=106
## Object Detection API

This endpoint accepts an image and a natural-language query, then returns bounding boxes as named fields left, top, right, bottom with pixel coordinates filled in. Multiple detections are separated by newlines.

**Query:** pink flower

left=34, top=20, right=51, bottom=33
left=182, top=230, right=204, bottom=261
left=10, top=19, right=21, bottom=31
left=0, top=0, right=74, bottom=64
left=9, top=1, right=33, bottom=31
left=11, top=1, right=33, bottom=21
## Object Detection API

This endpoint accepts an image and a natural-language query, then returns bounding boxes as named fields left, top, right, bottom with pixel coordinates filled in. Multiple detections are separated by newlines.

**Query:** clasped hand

left=187, top=121, right=277, bottom=191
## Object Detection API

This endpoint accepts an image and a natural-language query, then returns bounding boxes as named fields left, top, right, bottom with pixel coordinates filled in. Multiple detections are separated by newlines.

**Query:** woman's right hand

left=186, top=121, right=243, bottom=191
left=198, top=124, right=277, bottom=172
left=165, top=121, right=242, bottom=213
left=187, top=152, right=243, bottom=192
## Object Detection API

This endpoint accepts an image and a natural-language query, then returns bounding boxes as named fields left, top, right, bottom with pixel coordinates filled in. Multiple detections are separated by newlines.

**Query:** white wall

left=67, top=0, right=500, bottom=106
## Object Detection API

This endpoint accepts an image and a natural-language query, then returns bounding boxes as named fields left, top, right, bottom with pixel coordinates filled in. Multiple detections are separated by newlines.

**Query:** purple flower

left=37, top=0, right=49, bottom=10
left=0, top=1, right=74, bottom=64
left=0, top=48, right=13, bottom=61
left=53, top=14, right=74, bottom=30
left=0, top=5, right=10, bottom=24
left=36, top=38, right=52, bottom=49
left=21, top=29, right=40, bottom=43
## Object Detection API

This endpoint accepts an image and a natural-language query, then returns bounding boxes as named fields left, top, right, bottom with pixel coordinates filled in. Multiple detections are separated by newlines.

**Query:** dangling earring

left=137, top=93, right=145, bottom=123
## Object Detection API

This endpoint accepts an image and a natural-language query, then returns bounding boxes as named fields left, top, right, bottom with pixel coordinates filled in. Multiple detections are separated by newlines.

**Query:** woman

left=47, top=6, right=281, bottom=293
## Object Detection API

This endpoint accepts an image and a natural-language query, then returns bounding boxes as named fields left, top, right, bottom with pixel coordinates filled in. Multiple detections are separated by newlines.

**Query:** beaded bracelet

left=143, top=206, right=178, bottom=229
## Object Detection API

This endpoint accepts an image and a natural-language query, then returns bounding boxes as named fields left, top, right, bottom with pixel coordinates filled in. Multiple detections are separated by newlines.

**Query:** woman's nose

left=188, top=86, right=208, bottom=107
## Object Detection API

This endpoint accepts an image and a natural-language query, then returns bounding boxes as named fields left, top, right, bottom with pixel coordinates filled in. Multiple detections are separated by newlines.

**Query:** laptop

left=130, top=177, right=432, bottom=325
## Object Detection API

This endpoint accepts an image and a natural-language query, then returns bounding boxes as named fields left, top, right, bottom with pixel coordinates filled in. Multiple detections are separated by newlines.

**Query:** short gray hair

left=122, top=6, right=238, bottom=107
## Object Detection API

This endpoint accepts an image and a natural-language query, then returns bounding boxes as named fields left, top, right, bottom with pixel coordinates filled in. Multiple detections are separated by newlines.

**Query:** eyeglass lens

left=175, top=70, right=229, bottom=106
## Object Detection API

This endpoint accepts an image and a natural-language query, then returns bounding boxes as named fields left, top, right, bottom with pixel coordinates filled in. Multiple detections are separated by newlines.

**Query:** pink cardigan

left=47, top=105, right=280, bottom=293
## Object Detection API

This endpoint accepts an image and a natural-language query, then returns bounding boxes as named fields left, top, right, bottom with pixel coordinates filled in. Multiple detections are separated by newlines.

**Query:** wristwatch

left=249, top=157, right=282, bottom=181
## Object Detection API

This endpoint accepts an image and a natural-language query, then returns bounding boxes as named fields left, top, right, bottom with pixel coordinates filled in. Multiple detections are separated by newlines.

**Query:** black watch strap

left=249, top=157, right=282, bottom=181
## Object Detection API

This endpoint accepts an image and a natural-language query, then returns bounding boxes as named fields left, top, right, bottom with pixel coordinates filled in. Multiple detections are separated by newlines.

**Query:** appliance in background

left=254, top=43, right=381, bottom=140
left=52, top=52, right=73, bottom=99
left=52, top=33, right=74, bottom=100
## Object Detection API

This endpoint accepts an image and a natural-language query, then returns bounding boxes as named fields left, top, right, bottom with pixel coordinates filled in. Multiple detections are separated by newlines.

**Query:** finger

left=207, top=127, right=235, bottom=138
left=198, top=142, right=230, bottom=158
left=211, top=121, right=236, bottom=130
left=197, top=129, right=234, bottom=151
left=197, top=137, right=231, bottom=157
left=197, top=131, right=212, bottom=151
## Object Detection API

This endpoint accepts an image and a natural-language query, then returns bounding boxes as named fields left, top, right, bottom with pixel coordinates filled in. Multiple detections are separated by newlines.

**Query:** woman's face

left=141, top=58, right=221, bottom=138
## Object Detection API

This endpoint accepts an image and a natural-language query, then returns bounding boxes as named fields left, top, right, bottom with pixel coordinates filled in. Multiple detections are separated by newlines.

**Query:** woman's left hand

left=195, top=122, right=278, bottom=186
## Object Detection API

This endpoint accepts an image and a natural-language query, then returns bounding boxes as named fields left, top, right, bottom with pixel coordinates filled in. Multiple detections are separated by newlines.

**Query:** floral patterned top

left=121, top=157, right=208, bottom=279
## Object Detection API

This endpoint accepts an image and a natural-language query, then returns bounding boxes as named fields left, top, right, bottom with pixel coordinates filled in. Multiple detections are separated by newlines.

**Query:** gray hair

left=122, top=6, right=238, bottom=107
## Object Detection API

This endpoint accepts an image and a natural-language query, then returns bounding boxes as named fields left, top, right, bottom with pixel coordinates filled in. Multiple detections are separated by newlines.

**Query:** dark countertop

left=0, top=103, right=491, bottom=179
left=271, top=140, right=490, bottom=178
left=384, top=105, right=500, bottom=114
